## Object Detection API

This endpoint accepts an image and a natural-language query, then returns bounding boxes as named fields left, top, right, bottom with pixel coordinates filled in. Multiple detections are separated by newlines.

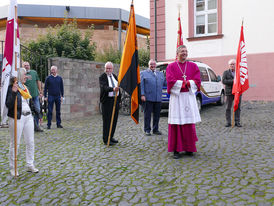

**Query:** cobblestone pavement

left=0, top=101, right=273, bottom=206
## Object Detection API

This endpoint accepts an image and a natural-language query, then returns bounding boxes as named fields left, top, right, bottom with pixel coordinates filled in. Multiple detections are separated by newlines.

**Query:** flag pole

left=14, top=93, right=18, bottom=177
left=107, top=89, right=119, bottom=147
left=232, top=111, right=235, bottom=128
left=232, top=19, right=244, bottom=129
left=14, top=4, right=18, bottom=178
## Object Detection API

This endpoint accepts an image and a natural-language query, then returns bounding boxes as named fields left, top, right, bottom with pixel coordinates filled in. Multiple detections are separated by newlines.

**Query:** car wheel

left=196, top=96, right=202, bottom=112
left=217, top=91, right=225, bottom=105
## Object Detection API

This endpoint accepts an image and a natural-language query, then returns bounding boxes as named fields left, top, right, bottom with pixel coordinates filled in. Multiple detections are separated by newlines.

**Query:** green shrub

left=138, top=48, right=150, bottom=68
left=95, top=46, right=150, bottom=67
left=95, top=46, right=121, bottom=64
left=21, top=19, right=96, bottom=82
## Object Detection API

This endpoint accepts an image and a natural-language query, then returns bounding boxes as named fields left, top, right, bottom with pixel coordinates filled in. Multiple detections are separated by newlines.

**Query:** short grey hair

left=104, top=61, right=114, bottom=72
left=228, top=59, right=236, bottom=65
left=148, top=59, right=156, bottom=67
left=22, top=61, right=30, bottom=67
left=51, top=65, right=57, bottom=71
left=176, top=45, right=187, bottom=53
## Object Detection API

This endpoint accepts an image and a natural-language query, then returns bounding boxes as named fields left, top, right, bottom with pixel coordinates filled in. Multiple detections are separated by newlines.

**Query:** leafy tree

left=138, top=48, right=150, bottom=68
left=95, top=36, right=150, bottom=68
left=21, top=19, right=96, bottom=82
left=95, top=46, right=121, bottom=64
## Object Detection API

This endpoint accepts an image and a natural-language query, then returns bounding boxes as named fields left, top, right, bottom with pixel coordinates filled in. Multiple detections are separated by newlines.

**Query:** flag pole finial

left=242, top=18, right=244, bottom=26
left=177, top=4, right=181, bottom=14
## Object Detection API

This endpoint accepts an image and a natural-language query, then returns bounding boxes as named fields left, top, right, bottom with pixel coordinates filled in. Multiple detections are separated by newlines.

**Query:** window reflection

left=199, top=67, right=209, bottom=81
left=196, top=0, right=205, bottom=11
left=208, top=0, right=217, bottom=10
left=208, top=69, right=217, bottom=82
left=195, top=0, right=218, bottom=36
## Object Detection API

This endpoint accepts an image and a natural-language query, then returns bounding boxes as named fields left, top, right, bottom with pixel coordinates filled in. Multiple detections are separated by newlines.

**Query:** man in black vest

left=99, top=62, right=121, bottom=145
left=222, top=59, right=242, bottom=127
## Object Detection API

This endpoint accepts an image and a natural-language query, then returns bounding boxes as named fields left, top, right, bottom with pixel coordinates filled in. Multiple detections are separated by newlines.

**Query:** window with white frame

left=195, top=0, right=217, bottom=36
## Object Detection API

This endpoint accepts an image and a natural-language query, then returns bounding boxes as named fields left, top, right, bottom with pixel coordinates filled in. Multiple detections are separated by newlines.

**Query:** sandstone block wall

left=49, top=57, right=120, bottom=120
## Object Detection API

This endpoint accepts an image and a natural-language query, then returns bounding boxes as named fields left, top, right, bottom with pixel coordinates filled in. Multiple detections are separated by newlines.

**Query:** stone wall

left=49, top=57, right=120, bottom=120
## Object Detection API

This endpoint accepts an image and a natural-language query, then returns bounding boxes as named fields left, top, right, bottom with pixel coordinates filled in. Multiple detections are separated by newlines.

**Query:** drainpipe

left=154, top=0, right=157, bottom=61
left=118, top=9, right=122, bottom=53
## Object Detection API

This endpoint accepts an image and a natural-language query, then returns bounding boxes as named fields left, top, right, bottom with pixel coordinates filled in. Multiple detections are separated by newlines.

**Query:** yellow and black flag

left=118, top=2, right=140, bottom=124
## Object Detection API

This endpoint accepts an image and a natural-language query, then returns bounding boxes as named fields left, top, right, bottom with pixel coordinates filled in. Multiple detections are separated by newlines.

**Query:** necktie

left=109, top=75, right=116, bottom=96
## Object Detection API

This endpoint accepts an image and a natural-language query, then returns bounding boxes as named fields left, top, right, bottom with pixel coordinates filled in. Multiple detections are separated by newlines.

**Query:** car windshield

left=157, top=64, right=168, bottom=77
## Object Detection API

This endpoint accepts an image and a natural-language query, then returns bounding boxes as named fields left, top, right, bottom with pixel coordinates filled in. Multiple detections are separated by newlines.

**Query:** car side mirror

left=217, top=75, right=221, bottom=82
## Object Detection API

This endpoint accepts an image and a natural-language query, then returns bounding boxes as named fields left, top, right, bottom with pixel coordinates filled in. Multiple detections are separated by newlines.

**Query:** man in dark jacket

left=44, top=66, right=64, bottom=129
left=99, top=61, right=121, bottom=145
left=222, top=59, right=242, bottom=127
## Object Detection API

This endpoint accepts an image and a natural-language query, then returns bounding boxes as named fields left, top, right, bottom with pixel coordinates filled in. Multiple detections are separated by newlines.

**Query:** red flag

left=1, top=0, right=20, bottom=119
left=118, top=3, right=140, bottom=124
left=177, top=12, right=183, bottom=48
left=232, top=23, right=249, bottom=111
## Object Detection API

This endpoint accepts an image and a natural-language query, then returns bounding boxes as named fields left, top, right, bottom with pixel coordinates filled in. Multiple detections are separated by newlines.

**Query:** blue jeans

left=143, top=101, right=161, bottom=133
left=47, top=95, right=61, bottom=127
left=32, top=96, right=40, bottom=128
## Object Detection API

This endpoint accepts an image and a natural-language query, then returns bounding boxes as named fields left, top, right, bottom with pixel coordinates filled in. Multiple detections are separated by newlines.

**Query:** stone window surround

left=187, top=0, right=223, bottom=42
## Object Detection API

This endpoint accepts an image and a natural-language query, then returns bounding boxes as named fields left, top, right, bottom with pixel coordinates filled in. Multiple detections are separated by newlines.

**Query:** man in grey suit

left=222, top=59, right=242, bottom=127
left=141, top=59, right=166, bottom=136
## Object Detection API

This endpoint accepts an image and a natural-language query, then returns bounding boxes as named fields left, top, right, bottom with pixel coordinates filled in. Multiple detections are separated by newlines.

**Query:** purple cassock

left=166, top=61, right=201, bottom=153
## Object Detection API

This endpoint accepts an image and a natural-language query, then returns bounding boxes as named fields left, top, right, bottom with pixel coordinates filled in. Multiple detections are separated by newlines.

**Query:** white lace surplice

left=168, top=80, right=201, bottom=125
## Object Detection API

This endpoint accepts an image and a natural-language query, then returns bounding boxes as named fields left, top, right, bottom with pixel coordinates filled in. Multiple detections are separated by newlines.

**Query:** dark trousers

left=225, top=95, right=241, bottom=124
left=143, top=101, right=161, bottom=133
left=47, top=95, right=61, bottom=127
left=102, top=97, right=119, bottom=143
left=32, top=96, right=41, bottom=129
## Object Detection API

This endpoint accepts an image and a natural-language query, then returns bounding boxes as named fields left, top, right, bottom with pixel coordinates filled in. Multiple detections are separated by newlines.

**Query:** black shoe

left=185, top=151, right=194, bottom=156
left=57, top=125, right=63, bottom=128
left=104, top=141, right=115, bottom=146
left=235, top=123, right=242, bottom=127
left=173, top=151, right=180, bottom=159
left=110, top=138, right=118, bottom=143
left=35, top=127, right=44, bottom=132
left=225, top=123, right=231, bottom=127
left=47, top=126, right=51, bottom=129
left=153, top=131, right=162, bottom=135
left=145, top=131, right=151, bottom=136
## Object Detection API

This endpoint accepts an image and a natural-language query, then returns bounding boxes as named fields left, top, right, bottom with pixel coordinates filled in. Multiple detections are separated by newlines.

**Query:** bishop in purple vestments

left=166, top=45, right=201, bottom=159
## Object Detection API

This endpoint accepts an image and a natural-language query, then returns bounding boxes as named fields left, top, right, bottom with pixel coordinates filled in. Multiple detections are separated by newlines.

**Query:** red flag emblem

left=232, top=23, right=249, bottom=111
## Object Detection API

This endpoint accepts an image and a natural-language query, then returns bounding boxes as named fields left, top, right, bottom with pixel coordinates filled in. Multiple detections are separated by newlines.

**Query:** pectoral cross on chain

left=183, top=74, right=187, bottom=81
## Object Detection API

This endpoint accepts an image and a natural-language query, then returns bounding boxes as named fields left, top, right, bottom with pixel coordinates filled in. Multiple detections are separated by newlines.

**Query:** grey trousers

left=225, top=95, right=241, bottom=124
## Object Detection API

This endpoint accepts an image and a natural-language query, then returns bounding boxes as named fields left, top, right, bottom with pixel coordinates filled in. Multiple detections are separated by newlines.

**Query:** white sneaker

left=10, top=169, right=19, bottom=177
left=26, top=166, right=39, bottom=173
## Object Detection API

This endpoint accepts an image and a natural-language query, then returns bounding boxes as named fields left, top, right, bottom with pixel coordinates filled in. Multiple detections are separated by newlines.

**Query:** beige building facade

left=150, top=0, right=274, bottom=101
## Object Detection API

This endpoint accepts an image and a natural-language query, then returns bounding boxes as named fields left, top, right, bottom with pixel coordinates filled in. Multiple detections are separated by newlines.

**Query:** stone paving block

left=0, top=101, right=273, bottom=205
